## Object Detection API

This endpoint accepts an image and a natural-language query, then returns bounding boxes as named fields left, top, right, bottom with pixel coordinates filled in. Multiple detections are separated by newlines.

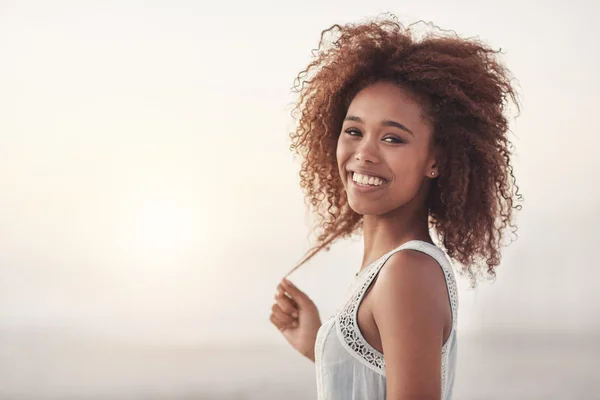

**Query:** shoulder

left=374, top=248, right=448, bottom=296
left=370, top=248, right=450, bottom=329
left=369, top=248, right=451, bottom=395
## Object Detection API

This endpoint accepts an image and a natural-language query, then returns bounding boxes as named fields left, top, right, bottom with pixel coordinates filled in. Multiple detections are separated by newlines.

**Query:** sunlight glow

left=123, top=198, right=197, bottom=267
left=135, top=201, right=187, bottom=252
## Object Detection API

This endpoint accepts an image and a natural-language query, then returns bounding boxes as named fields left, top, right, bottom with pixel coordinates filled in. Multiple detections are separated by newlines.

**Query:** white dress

left=314, top=240, right=459, bottom=400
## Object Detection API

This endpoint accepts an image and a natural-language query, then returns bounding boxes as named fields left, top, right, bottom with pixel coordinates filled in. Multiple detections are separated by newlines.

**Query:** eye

left=344, top=128, right=362, bottom=137
left=383, top=136, right=405, bottom=144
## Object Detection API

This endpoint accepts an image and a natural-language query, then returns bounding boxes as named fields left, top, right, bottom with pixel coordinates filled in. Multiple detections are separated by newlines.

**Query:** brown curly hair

left=287, top=15, right=522, bottom=285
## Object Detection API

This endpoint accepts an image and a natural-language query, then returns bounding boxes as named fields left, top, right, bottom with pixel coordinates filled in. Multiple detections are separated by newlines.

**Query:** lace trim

left=335, top=255, right=388, bottom=374
left=334, top=240, right=459, bottom=385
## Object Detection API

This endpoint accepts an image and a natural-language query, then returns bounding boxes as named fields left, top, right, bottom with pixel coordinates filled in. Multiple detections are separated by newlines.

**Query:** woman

left=269, top=15, right=521, bottom=400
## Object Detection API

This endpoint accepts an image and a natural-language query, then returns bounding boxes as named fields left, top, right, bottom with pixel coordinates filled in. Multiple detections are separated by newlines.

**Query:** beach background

left=1, top=0, right=599, bottom=399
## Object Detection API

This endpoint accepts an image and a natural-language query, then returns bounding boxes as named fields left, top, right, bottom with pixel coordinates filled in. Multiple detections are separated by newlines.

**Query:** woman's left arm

left=371, top=250, right=451, bottom=400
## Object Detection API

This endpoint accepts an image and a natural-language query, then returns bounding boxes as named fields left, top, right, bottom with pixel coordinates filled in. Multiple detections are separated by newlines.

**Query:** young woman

left=269, top=15, right=521, bottom=400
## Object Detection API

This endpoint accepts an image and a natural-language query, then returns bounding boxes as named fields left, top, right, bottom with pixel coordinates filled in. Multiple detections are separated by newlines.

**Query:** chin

left=347, top=198, right=391, bottom=216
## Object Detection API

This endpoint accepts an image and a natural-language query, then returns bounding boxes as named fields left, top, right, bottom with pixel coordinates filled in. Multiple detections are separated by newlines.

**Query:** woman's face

left=336, top=81, right=438, bottom=216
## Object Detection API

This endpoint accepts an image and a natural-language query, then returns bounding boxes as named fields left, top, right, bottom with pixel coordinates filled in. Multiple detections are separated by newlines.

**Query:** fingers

left=270, top=312, right=297, bottom=332
left=271, top=303, right=297, bottom=325
left=275, top=285, right=299, bottom=317
left=280, top=278, right=308, bottom=307
left=270, top=278, right=307, bottom=334
left=270, top=314, right=286, bottom=331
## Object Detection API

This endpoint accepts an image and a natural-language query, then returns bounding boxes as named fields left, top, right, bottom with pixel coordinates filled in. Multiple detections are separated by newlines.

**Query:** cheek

left=387, top=151, right=427, bottom=188
left=336, top=137, right=349, bottom=169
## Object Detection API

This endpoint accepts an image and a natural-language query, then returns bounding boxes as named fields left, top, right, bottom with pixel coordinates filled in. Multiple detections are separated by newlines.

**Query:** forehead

left=346, top=82, right=428, bottom=128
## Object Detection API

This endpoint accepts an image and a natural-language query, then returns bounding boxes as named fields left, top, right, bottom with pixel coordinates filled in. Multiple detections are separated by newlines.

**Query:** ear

left=426, top=163, right=439, bottom=179
left=426, top=148, right=441, bottom=179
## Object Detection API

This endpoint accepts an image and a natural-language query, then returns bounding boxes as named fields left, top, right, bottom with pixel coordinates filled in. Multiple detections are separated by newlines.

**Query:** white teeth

left=352, top=172, right=385, bottom=187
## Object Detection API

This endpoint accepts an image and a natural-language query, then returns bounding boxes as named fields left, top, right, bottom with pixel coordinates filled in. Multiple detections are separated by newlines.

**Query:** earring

left=431, top=172, right=435, bottom=176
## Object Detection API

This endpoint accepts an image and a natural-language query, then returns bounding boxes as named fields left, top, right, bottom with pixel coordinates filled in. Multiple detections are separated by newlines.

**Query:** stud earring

left=431, top=172, right=435, bottom=176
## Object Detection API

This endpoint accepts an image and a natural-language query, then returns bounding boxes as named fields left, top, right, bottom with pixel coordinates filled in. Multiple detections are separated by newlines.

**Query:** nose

left=354, top=138, right=380, bottom=164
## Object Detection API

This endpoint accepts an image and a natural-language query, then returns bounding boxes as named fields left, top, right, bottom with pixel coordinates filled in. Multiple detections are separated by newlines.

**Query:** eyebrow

left=343, top=115, right=414, bottom=136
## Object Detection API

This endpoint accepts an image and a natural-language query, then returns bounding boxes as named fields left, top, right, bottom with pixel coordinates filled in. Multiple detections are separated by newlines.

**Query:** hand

left=270, top=278, right=322, bottom=362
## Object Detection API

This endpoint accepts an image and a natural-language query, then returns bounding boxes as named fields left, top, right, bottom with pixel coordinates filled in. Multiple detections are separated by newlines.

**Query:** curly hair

left=287, top=15, right=522, bottom=285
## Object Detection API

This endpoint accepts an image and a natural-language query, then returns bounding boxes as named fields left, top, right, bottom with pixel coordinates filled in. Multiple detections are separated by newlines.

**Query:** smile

left=349, top=172, right=389, bottom=191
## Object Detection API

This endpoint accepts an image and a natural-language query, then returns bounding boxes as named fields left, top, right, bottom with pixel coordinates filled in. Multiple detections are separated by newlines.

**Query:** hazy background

left=1, top=0, right=599, bottom=399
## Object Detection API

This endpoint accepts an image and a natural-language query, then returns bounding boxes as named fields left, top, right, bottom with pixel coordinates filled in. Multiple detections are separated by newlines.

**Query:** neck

left=360, top=203, right=432, bottom=270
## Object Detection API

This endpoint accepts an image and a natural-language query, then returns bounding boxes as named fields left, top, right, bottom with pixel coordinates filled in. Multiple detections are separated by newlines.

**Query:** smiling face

left=336, top=81, right=439, bottom=216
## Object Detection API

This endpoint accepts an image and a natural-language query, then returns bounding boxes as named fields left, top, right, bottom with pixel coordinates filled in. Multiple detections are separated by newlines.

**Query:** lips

left=347, top=169, right=390, bottom=183
left=351, top=172, right=386, bottom=186
left=346, top=170, right=391, bottom=193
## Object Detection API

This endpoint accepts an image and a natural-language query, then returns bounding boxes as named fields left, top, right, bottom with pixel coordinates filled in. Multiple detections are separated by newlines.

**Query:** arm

left=371, top=250, right=451, bottom=400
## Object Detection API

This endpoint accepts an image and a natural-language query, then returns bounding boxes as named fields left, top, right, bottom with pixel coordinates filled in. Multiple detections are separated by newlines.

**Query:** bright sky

left=1, top=0, right=598, bottom=345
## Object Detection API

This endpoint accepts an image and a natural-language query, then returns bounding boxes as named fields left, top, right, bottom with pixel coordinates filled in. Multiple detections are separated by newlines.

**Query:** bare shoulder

left=370, top=249, right=451, bottom=396
left=373, top=249, right=448, bottom=299
left=370, top=248, right=450, bottom=335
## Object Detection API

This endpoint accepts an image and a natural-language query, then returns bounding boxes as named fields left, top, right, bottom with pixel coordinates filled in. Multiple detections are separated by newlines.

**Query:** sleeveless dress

left=314, top=240, right=459, bottom=400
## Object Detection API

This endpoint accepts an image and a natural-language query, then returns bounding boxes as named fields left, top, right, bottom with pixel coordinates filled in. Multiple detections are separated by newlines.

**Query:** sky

left=0, top=0, right=599, bottom=346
